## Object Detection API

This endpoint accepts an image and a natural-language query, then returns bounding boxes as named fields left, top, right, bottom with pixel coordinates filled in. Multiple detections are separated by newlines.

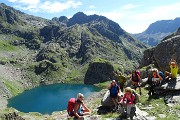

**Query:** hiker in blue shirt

left=108, top=80, right=121, bottom=110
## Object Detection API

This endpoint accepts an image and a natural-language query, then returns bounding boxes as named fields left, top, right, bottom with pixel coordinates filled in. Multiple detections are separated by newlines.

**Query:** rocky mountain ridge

left=0, top=3, right=147, bottom=86
left=133, top=17, right=180, bottom=46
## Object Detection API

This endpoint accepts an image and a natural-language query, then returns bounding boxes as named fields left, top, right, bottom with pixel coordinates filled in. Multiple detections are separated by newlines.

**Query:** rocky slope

left=0, top=3, right=147, bottom=86
left=133, top=17, right=180, bottom=46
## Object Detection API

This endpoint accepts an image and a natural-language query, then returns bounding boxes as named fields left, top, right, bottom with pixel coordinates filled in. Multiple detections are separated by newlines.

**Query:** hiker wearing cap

left=108, top=80, right=121, bottom=110
left=148, top=68, right=164, bottom=96
left=165, top=59, right=179, bottom=80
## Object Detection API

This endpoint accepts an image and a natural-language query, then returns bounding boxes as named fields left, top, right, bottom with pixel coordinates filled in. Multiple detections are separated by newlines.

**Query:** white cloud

left=121, top=4, right=138, bottom=10
left=84, top=10, right=98, bottom=15
left=96, top=2, right=180, bottom=33
left=8, top=0, right=40, bottom=5
left=89, top=5, right=96, bottom=9
left=8, top=0, right=82, bottom=13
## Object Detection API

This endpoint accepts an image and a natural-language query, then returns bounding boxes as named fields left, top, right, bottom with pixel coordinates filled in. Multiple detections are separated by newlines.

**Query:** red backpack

left=67, top=98, right=76, bottom=116
left=136, top=70, right=140, bottom=76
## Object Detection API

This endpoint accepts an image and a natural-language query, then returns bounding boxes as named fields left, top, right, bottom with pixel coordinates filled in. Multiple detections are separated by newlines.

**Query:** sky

left=1, top=0, right=180, bottom=33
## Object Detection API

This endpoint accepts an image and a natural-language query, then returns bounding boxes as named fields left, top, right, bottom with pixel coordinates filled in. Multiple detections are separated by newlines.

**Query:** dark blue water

left=8, top=84, right=100, bottom=114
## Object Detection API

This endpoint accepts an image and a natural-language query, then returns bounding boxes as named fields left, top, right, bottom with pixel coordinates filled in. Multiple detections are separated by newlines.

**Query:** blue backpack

left=158, top=71, right=165, bottom=80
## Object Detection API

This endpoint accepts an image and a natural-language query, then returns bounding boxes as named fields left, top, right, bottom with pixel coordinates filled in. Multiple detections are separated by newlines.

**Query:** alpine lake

left=8, top=83, right=101, bottom=114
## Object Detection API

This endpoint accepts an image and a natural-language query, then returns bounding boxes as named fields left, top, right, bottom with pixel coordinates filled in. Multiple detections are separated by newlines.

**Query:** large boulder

left=155, top=76, right=180, bottom=91
left=84, top=62, right=114, bottom=84
left=101, top=90, right=114, bottom=107
left=141, top=28, right=180, bottom=72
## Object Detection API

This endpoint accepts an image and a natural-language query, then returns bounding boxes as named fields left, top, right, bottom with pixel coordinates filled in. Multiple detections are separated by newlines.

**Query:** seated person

left=108, top=80, right=121, bottom=110
left=148, top=68, right=164, bottom=96
left=165, top=59, right=179, bottom=80
left=119, top=87, right=135, bottom=119
left=130, top=70, right=142, bottom=95
left=69, top=93, right=91, bottom=119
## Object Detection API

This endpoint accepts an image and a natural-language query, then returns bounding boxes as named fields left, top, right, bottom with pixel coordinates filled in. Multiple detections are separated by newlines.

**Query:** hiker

left=130, top=70, right=142, bottom=95
left=108, top=80, right=121, bottom=110
left=148, top=68, right=164, bottom=96
left=119, top=87, right=135, bottom=119
left=68, top=93, right=91, bottom=119
left=165, top=59, right=179, bottom=80
left=113, top=71, right=127, bottom=92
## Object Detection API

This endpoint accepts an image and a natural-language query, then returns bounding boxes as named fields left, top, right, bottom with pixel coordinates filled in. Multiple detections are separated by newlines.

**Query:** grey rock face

left=141, top=29, right=180, bottom=72
left=84, top=62, right=114, bottom=84
left=101, top=90, right=114, bottom=107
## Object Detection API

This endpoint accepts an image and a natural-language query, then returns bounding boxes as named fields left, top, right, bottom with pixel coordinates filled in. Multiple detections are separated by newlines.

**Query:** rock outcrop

left=84, top=62, right=114, bottom=84
left=154, top=76, right=180, bottom=106
left=141, top=28, right=180, bottom=72
left=101, top=90, right=114, bottom=107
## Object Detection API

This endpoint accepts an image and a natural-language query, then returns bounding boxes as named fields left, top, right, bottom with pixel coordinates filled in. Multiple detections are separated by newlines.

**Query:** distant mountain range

left=0, top=3, right=147, bottom=84
left=133, top=18, right=180, bottom=46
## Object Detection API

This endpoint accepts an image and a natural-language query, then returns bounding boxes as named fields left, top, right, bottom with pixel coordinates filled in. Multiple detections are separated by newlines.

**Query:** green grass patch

left=94, top=81, right=110, bottom=89
left=4, top=80, right=23, bottom=96
left=137, top=87, right=180, bottom=119
left=0, top=40, right=16, bottom=51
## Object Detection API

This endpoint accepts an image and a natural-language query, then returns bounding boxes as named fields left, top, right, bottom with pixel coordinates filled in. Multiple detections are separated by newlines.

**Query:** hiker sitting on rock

left=165, top=59, right=179, bottom=80
left=113, top=71, right=127, bottom=92
left=131, top=70, right=142, bottom=95
left=108, top=80, right=121, bottom=110
left=72, top=93, right=91, bottom=119
left=119, top=87, right=135, bottom=119
left=148, top=68, right=164, bottom=96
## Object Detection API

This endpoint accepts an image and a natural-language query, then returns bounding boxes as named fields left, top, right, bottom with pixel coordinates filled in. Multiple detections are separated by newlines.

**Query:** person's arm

left=129, top=94, right=135, bottom=104
left=157, top=73, right=163, bottom=81
left=73, top=103, right=83, bottom=119
left=81, top=102, right=91, bottom=114
left=108, top=83, right=112, bottom=90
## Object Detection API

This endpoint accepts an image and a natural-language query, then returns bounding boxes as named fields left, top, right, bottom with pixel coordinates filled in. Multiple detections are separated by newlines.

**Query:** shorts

left=110, top=93, right=118, bottom=98
left=68, top=112, right=83, bottom=117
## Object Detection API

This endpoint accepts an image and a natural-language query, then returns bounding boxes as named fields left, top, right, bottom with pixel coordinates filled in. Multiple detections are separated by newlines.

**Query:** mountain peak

left=73, top=12, right=87, bottom=18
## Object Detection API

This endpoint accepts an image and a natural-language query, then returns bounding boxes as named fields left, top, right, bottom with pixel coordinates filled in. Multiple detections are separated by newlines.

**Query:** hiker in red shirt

left=119, top=87, right=135, bottom=119
left=131, top=70, right=142, bottom=95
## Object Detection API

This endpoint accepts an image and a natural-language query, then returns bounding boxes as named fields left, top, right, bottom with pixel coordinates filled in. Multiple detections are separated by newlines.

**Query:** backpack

left=67, top=98, right=76, bottom=115
left=136, top=70, right=140, bottom=77
left=158, top=71, right=165, bottom=80
left=131, top=90, right=139, bottom=104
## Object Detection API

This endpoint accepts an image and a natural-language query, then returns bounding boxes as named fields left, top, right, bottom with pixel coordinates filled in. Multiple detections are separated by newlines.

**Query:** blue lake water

left=8, top=84, right=101, bottom=114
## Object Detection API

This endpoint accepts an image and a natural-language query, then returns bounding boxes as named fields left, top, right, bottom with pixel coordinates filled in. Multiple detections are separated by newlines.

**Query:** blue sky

left=1, top=0, right=180, bottom=33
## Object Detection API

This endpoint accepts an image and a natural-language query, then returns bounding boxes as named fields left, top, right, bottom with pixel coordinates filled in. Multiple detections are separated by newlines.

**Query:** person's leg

left=126, top=104, right=133, bottom=118
left=112, top=98, right=118, bottom=109
left=120, top=83, right=124, bottom=92
left=165, top=71, right=171, bottom=80
left=118, top=102, right=125, bottom=116
left=138, top=83, right=142, bottom=95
